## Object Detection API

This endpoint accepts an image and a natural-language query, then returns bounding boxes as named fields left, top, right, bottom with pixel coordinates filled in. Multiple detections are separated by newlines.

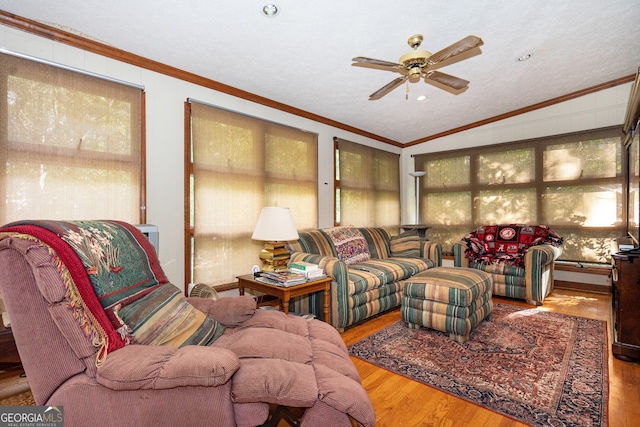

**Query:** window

left=414, top=127, right=623, bottom=263
left=0, top=52, right=144, bottom=225
left=187, top=101, right=318, bottom=287
left=334, top=138, right=400, bottom=230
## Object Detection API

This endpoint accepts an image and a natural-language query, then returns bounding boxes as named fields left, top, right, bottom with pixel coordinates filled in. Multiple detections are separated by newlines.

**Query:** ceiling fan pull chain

left=406, top=81, right=409, bottom=100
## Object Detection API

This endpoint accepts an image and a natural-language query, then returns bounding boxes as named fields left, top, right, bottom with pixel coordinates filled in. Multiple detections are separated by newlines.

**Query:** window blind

left=0, top=52, right=144, bottom=225
left=336, top=138, right=400, bottom=231
left=188, top=101, right=318, bottom=287
left=414, top=126, right=623, bottom=263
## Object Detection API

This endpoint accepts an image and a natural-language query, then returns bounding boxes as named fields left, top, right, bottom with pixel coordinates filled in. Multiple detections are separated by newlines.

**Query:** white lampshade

left=251, top=207, right=299, bottom=241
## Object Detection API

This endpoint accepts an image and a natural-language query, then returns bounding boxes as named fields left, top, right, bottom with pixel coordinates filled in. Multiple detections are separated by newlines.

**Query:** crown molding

left=404, top=74, right=635, bottom=147
left=0, top=10, right=633, bottom=149
left=0, top=10, right=401, bottom=147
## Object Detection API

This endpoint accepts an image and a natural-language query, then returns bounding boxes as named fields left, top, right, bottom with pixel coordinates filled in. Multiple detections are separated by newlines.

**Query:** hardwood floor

left=1, top=289, right=637, bottom=426
left=0, top=365, right=28, bottom=400
left=341, top=288, right=640, bottom=427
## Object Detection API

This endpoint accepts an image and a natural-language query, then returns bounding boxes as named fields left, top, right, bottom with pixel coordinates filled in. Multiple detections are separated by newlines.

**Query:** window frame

left=0, top=51, right=146, bottom=226
left=414, top=126, right=624, bottom=263
left=334, top=137, right=401, bottom=230
left=185, top=100, right=318, bottom=291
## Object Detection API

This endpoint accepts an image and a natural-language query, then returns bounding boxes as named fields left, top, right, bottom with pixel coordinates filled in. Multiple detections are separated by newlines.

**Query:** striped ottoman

left=401, top=267, right=493, bottom=343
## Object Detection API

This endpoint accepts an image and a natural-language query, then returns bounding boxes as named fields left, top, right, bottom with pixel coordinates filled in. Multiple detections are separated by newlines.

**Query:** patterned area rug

left=349, top=303, right=608, bottom=427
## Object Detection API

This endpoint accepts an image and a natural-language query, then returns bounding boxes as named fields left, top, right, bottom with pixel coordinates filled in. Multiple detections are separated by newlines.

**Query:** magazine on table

left=260, top=270, right=308, bottom=286
left=256, top=276, right=306, bottom=287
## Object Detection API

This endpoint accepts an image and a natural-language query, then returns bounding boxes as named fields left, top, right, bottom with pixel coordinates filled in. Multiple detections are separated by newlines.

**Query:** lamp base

left=259, top=241, right=290, bottom=271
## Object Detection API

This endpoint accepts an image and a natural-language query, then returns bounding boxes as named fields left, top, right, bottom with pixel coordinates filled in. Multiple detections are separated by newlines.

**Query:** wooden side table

left=237, top=275, right=332, bottom=324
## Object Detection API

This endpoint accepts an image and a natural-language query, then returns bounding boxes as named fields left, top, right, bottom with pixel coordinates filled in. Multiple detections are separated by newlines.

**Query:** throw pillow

left=324, top=227, right=371, bottom=265
left=189, top=296, right=257, bottom=327
left=117, top=282, right=225, bottom=347
left=390, top=230, right=421, bottom=258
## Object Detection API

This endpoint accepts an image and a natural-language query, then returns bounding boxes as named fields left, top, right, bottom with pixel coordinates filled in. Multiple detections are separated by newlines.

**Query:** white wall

left=1, top=23, right=630, bottom=290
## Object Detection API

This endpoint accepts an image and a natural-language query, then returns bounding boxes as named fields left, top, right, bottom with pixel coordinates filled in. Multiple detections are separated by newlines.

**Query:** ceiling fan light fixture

left=408, top=66, right=422, bottom=81
left=262, top=4, right=280, bottom=17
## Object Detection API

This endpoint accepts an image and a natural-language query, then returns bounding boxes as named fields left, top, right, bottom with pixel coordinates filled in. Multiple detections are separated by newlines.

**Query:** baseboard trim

left=555, top=263, right=611, bottom=276
left=554, top=280, right=611, bottom=294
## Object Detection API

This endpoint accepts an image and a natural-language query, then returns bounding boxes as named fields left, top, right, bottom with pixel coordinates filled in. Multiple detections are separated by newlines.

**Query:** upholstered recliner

left=0, top=220, right=375, bottom=427
left=452, top=224, right=563, bottom=306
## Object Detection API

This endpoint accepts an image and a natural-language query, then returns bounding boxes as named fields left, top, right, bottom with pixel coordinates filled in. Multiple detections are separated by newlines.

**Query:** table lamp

left=251, top=207, right=299, bottom=271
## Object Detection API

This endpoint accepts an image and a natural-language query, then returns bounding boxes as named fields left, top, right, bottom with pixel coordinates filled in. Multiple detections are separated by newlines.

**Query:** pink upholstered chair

left=0, top=220, right=375, bottom=427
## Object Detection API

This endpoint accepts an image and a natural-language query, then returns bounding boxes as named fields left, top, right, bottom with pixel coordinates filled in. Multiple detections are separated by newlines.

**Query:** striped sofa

left=286, top=227, right=442, bottom=331
left=452, top=225, right=563, bottom=305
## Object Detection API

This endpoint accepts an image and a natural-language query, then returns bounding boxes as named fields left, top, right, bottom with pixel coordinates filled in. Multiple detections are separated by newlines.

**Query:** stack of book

left=260, top=270, right=307, bottom=287
left=289, top=261, right=326, bottom=279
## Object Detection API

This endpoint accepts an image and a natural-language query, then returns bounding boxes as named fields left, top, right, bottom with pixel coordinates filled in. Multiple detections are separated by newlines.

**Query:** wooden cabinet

left=612, top=252, right=640, bottom=361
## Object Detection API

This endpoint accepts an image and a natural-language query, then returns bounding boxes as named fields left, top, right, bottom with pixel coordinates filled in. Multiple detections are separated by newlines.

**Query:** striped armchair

left=286, top=227, right=442, bottom=331
left=452, top=224, right=563, bottom=305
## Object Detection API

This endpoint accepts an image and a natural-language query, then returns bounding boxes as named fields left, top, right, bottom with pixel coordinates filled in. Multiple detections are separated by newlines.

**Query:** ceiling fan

left=352, top=34, right=484, bottom=100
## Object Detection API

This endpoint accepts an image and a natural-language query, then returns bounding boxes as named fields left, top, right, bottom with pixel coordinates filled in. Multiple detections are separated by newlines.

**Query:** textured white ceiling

left=1, top=0, right=639, bottom=144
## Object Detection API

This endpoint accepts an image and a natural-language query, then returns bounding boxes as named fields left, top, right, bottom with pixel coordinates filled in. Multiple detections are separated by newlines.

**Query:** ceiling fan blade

left=428, top=35, right=484, bottom=65
left=369, top=76, right=407, bottom=100
left=425, top=79, right=469, bottom=95
left=352, top=57, right=401, bottom=73
left=352, top=56, right=400, bottom=68
left=425, top=71, right=469, bottom=94
left=352, top=62, right=401, bottom=73
left=425, top=71, right=469, bottom=89
left=427, top=46, right=482, bottom=71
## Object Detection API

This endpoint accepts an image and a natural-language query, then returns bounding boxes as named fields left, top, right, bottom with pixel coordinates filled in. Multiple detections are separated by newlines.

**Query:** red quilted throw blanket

left=464, top=224, right=563, bottom=268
